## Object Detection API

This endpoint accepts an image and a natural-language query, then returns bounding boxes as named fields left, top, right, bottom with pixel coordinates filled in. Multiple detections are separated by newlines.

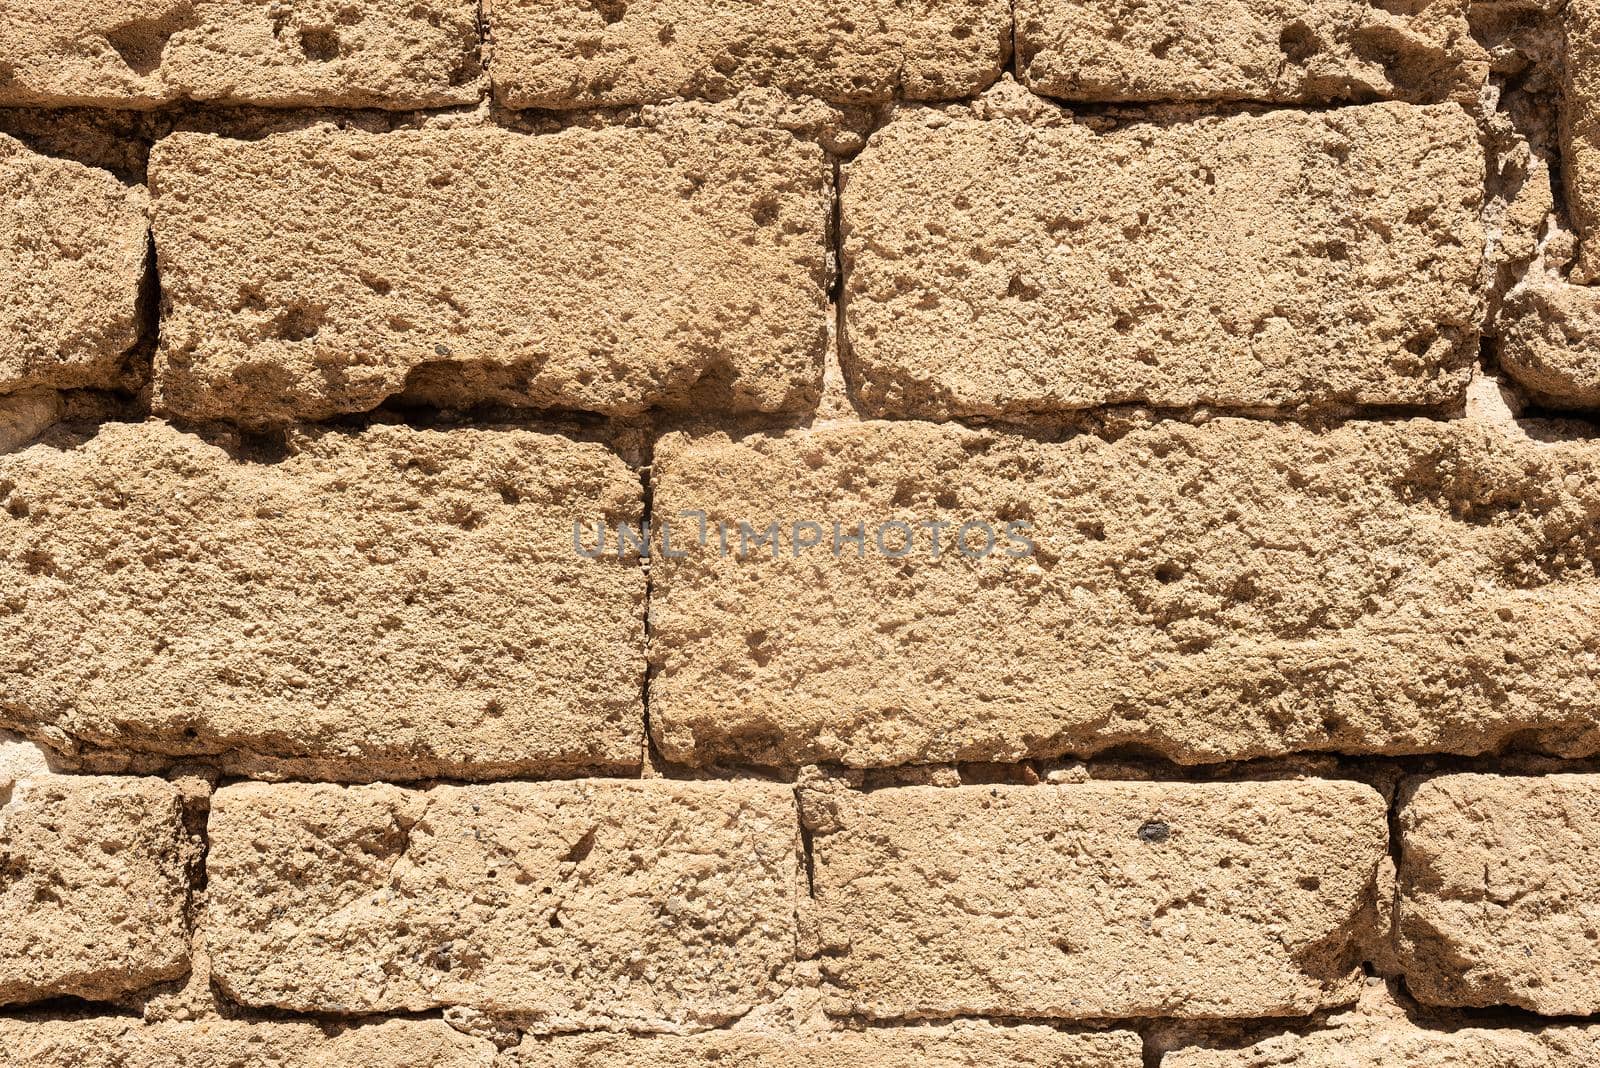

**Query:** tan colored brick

left=1500, top=275, right=1600, bottom=408
left=0, top=0, right=482, bottom=109
left=1168, top=1003, right=1600, bottom=1066
left=485, top=0, right=1008, bottom=108
left=0, top=775, right=189, bottom=1005
left=1565, top=0, right=1600, bottom=282
left=150, top=123, right=828, bottom=427
left=504, top=1025, right=1142, bottom=1066
left=0, top=134, right=148, bottom=394
left=649, top=419, right=1600, bottom=770
left=0, top=420, right=643, bottom=780
left=843, top=97, right=1482, bottom=420
left=1017, top=0, right=1485, bottom=103
left=205, top=779, right=799, bottom=1026
left=1399, top=773, right=1600, bottom=1014
left=811, top=780, right=1387, bottom=1020
left=0, top=1018, right=495, bottom=1067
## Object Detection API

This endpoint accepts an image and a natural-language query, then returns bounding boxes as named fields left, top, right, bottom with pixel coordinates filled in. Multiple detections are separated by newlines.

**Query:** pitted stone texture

left=0, top=775, right=188, bottom=1005
left=206, top=780, right=799, bottom=1028
left=843, top=99, right=1482, bottom=420
left=1399, top=773, right=1600, bottom=1014
left=0, top=0, right=483, bottom=109
left=0, top=420, right=643, bottom=780
left=1501, top=273, right=1600, bottom=408
left=486, top=0, right=1009, bottom=108
left=1168, top=1011, right=1600, bottom=1066
left=811, top=780, right=1386, bottom=1020
left=505, top=1025, right=1142, bottom=1066
left=1565, top=0, right=1600, bottom=282
left=0, top=134, right=148, bottom=395
left=1017, top=0, right=1486, bottom=103
left=650, top=419, right=1600, bottom=770
left=0, top=1018, right=495, bottom=1067
left=150, top=124, right=828, bottom=427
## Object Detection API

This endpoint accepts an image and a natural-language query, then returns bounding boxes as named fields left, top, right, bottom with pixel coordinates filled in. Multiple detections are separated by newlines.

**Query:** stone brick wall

left=2, top=2, right=1600, bottom=1064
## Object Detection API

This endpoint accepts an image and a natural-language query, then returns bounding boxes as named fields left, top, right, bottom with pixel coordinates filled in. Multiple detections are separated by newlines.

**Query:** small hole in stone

left=300, top=27, right=340, bottom=62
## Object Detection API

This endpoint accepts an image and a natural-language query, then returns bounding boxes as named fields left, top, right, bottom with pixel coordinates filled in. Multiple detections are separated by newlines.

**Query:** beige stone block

left=811, top=780, right=1387, bottom=1019
left=0, top=0, right=482, bottom=109
left=1017, top=0, right=1486, bottom=103
left=486, top=0, right=1009, bottom=108
left=205, top=779, right=800, bottom=1027
left=1399, top=773, right=1600, bottom=1014
left=0, top=775, right=189, bottom=1004
left=150, top=123, right=828, bottom=426
left=1501, top=274, right=1600, bottom=407
left=650, top=418, right=1600, bottom=769
left=0, top=134, right=148, bottom=394
left=843, top=98, right=1483, bottom=419
left=0, top=420, right=643, bottom=780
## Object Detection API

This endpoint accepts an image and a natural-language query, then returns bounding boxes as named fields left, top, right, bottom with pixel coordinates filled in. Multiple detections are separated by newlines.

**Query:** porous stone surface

left=649, top=418, right=1600, bottom=770
left=0, top=420, right=643, bottom=780
left=0, top=134, right=148, bottom=394
left=843, top=96, right=1484, bottom=420
left=1500, top=275, right=1600, bottom=407
left=1017, top=0, right=1487, bottom=103
left=0, top=775, right=189, bottom=1004
left=1167, top=1002, right=1600, bottom=1066
left=0, top=0, right=483, bottom=109
left=149, top=122, right=827, bottom=427
left=0, top=1018, right=495, bottom=1067
left=810, top=780, right=1387, bottom=1020
left=1398, top=773, right=1600, bottom=1014
left=1564, top=0, right=1600, bottom=282
left=485, top=0, right=1009, bottom=108
left=504, top=1024, right=1143, bottom=1065
left=205, top=780, right=799, bottom=1027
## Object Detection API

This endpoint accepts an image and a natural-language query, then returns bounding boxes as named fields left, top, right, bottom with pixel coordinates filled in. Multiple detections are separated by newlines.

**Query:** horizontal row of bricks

left=1, top=772, right=1596, bottom=1021
left=4, top=98, right=1512, bottom=422
left=1, top=414, right=1596, bottom=776
left=0, top=0, right=1485, bottom=111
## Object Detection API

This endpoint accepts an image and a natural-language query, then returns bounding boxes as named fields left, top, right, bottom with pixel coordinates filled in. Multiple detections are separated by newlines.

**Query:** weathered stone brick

left=485, top=0, right=1009, bottom=108
left=1017, top=0, right=1486, bottom=103
left=0, top=420, right=643, bottom=780
left=650, top=418, right=1600, bottom=770
left=205, top=779, right=799, bottom=1026
left=0, top=1018, right=494, bottom=1067
left=1399, top=773, right=1600, bottom=1014
left=810, top=780, right=1387, bottom=1020
left=150, top=123, right=828, bottom=427
left=1167, top=999, right=1600, bottom=1066
left=1565, top=0, right=1600, bottom=282
left=0, top=0, right=482, bottom=109
left=504, top=1025, right=1142, bottom=1066
left=0, top=134, right=148, bottom=395
left=1500, top=275, right=1600, bottom=407
left=0, top=775, right=189, bottom=1004
left=843, top=96, right=1482, bottom=420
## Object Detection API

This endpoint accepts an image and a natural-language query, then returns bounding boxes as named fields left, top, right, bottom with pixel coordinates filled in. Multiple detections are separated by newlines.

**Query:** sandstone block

left=0, top=0, right=483, bottom=109
left=0, top=134, right=148, bottom=395
left=1017, top=0, right=1486, bottom=103
left=649, top=418, right=1600, bottom=770
left=205, top=779, right=799, bottom=1027
left=485, top=0, right=1009, bottom=108
left=505, top=1025, right=1142, bottom=1066
left=0, top=420, right=643, bottom=779
left=1565, top=0, right=1600, bottom=282
left=150, top=124, right=828, bottom=426
left=843, top=99, right=1483, bottom=420
left=1500, top=276, right=1600, bottom=407
left=0, top=1018, right=495, bottom=1067
left=810, top=780, right=1387, bottom=1020
left=1399, top=773, right=1600, bottom=1014
left=0, top=775, right=189, bottom=1004
left=1168, top=1007, right=1600, bottom=1066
